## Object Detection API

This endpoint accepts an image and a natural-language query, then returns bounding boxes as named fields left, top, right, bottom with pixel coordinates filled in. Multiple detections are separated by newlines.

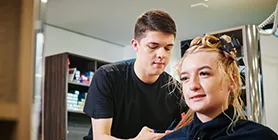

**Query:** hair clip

left=219, top=37, right=235, bottom=54
left=219, top=37, right=227, bottom=45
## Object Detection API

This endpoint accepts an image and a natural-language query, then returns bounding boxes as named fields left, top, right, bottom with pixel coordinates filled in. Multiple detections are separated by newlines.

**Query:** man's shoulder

left=98, top=61, right=133, bottom=74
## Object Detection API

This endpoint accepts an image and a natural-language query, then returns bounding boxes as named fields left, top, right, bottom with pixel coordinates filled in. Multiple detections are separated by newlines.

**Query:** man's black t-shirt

left=83, top=61, right=183, bottom=139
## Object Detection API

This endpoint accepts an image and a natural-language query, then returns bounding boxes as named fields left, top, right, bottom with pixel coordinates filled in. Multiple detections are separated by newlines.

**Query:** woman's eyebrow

left=180, top=71, right=188, bottom=76
left=197, top=66, right=212, bottom=71
left=180, top=65, right=213, bottom=76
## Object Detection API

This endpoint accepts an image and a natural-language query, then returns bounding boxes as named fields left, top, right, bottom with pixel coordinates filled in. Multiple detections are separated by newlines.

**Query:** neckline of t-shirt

left=131, top=61, right=163, bottom=86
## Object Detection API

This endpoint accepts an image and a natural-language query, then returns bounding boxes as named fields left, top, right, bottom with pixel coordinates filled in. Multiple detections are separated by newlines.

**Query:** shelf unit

left=68, top=81, right=90, bottom=87
left=67, top=108, right=85, bottom=114
left=44, top=52, right=109, bottom=140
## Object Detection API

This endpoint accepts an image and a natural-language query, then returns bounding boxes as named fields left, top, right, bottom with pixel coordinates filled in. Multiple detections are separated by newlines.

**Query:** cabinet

left=43, top=52, right=109, bottom=140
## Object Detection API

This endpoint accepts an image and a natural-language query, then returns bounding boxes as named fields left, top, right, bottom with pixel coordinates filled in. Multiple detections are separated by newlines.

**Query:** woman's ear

left=229, top=83, right=234, bottom=91
left=229, top=74, right=237, bottom=91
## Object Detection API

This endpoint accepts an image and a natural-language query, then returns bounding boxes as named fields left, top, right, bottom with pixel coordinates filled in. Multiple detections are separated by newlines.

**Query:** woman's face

left=180, top=51, right=231, bottom=117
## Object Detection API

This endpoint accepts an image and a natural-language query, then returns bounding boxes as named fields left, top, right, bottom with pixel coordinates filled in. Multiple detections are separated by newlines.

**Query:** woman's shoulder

left=234, top=119, right=278, bottom=139
left=161, top=126, right=188, bottom=140
left=161, top=119, right=278, bottom=140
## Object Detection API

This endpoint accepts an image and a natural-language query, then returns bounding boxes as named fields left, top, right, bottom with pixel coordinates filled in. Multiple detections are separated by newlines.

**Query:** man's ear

left=131, top=39, right=138, bottom=51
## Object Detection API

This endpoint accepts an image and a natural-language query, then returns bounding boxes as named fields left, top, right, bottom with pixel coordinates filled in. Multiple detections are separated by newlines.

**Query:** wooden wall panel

left=17, top=0, right=36, bottom=139
left=0, top=0, right=37, bottom=139
left=44, top=53, right=68, bottom=140
left=0, top=0, right=20, bottom=103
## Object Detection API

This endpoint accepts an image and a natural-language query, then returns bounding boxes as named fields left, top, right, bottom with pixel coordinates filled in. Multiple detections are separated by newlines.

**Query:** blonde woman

left=161, top=35, right=278, bottom=140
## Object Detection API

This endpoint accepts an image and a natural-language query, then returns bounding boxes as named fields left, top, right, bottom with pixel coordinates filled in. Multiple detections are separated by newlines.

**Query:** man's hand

left=164, top=130, right=173, bottom=135
left=132, top=126, right=166, bottom=140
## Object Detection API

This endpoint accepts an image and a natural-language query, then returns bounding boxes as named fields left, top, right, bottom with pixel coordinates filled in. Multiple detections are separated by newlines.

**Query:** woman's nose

left=189, top=76, right=201, bottom=91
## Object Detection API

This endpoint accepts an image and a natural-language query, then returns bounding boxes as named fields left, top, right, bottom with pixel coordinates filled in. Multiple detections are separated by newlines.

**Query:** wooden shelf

left=68, top=81, right=90, bottom=87
left=44, top=53, right=110, bottom=139
left=67, top=109, right=85, bottom=114
left=0, top=103, right=18, bottom=121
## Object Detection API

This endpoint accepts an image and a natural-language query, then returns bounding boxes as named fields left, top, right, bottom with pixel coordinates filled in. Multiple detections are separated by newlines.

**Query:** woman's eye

left=180, top=76, right=188, bottom=82
left=200, top=71, right=209, bottom=76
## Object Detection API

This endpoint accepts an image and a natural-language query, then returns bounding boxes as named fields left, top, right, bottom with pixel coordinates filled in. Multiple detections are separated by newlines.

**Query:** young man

left=83, top=9, right=184, bottom=140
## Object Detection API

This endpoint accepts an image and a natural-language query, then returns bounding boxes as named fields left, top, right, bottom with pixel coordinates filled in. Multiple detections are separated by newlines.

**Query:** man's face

left=132, top=31, right=175, bottom=76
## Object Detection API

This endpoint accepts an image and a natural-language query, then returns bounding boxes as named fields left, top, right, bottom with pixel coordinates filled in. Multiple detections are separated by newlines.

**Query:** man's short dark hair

left=134, top=9, right=176, bottom=41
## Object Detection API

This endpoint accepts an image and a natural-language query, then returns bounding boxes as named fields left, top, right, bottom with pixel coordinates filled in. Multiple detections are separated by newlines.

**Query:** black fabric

left=83, top=61, right=184, bottom=139
left=82, top=127, right=92, bottom=140
left=161, top=106, right=278, bottom=140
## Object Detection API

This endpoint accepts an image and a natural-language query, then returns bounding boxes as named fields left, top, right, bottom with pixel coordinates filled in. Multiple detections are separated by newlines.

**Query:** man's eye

left=148, top=45, right=158, bottom=49
left=165, top=47, right=171, bottom=51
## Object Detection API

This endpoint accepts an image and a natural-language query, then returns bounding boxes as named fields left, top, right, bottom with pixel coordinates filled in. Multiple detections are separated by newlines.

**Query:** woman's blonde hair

left=174, top=34, right=246, bottom=130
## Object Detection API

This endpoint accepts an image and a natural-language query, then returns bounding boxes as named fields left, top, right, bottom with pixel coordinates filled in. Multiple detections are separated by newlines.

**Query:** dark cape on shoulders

left=161, top=106, right=278, bottom=140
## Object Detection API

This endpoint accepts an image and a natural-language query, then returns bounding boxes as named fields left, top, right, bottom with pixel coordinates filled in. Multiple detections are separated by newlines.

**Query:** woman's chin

left=189, top=105, right=206, bottom=113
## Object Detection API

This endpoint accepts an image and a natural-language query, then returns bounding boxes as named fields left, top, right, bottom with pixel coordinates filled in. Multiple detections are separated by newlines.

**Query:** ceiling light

left=190, top=3, right=208, bottom=8
left=41, top=0, right=47, bottom=3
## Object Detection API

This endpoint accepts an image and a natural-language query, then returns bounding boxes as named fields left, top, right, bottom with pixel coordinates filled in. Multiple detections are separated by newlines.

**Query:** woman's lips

left=190, top=94, right=206, bottom=100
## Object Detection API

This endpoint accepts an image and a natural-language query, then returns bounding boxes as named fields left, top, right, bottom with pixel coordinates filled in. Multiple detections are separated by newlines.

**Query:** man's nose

left=156, top=48, right=166, bottom=59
